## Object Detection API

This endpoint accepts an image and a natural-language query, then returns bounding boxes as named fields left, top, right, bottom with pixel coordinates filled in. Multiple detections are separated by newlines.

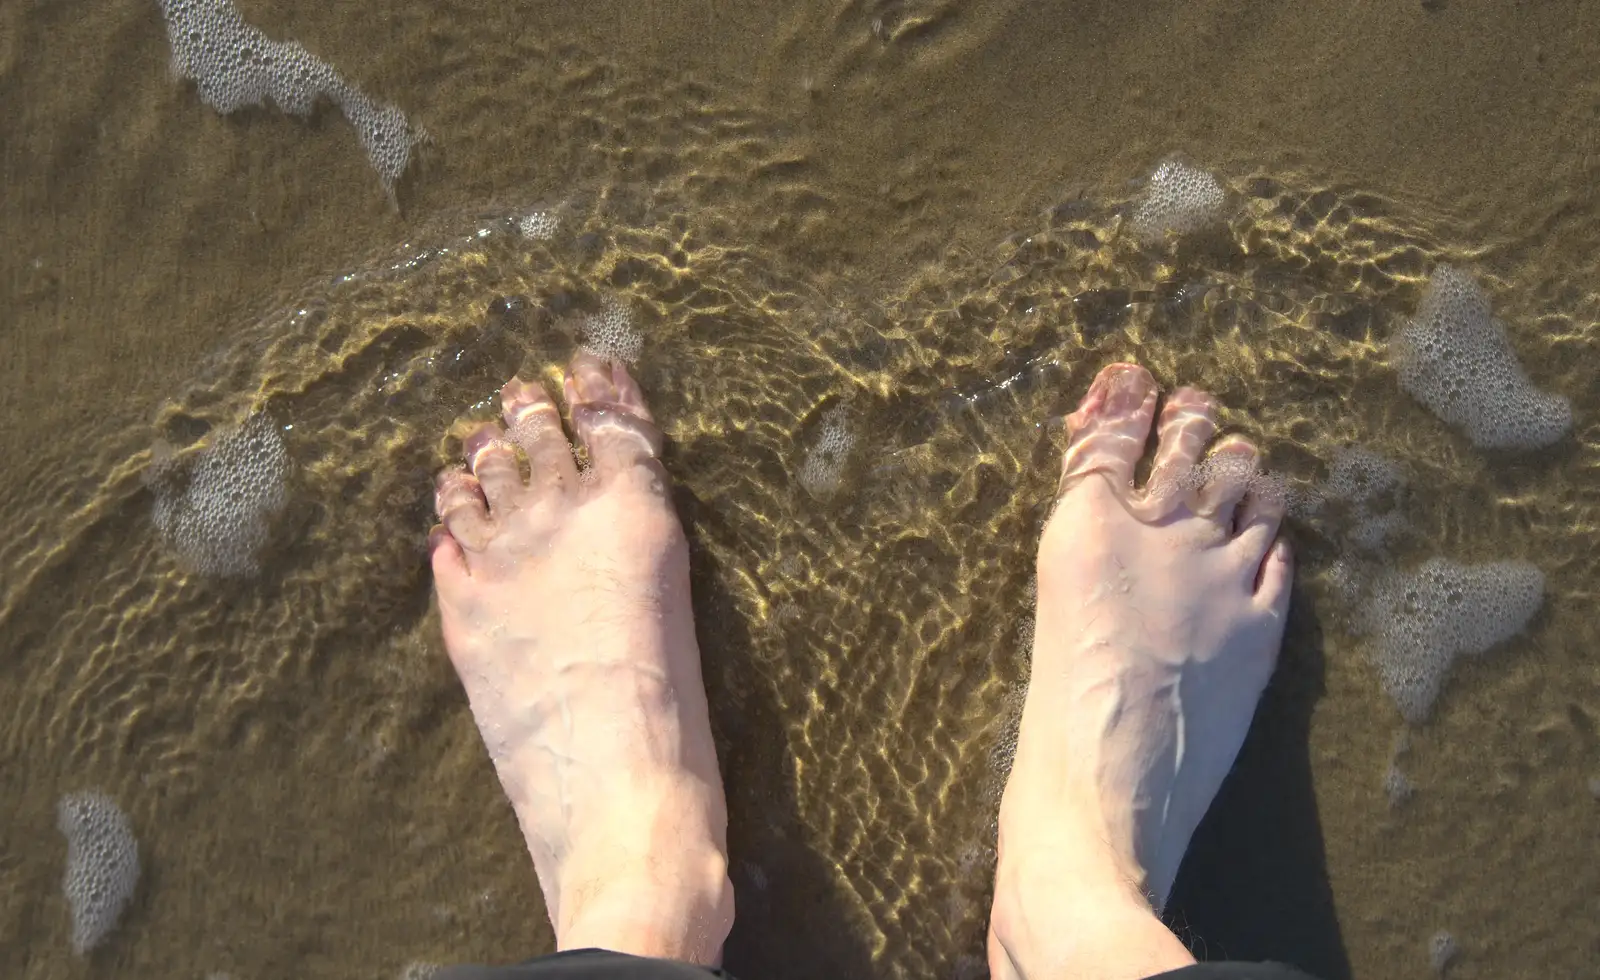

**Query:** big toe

left=1059, top=362, right=1159, bottom=496
left=563, top=353, right=668, bottom=488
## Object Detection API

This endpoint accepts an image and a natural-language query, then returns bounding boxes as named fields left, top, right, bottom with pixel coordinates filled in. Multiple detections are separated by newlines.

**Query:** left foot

left=989, top=363, right=1293, bottom=980
left=430, top=353, right=733, bottom=963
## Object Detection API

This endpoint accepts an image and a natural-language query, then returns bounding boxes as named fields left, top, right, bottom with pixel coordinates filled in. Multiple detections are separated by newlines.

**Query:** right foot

left=430, top=354, right=734, bottom=964
left=990, top=363, right=1293, bottom=979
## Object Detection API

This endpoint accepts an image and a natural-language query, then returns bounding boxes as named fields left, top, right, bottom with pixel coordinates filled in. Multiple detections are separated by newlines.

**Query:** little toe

left=435, top=467, right=494, bottom=552
left=1233, top=469, right=1289, bottom=564
left=1059, top=362, right=1159, bottom=497
left=1194, top=435, right=1260, bottom=524
left=1144, top=387, right=1217, bottom=503
left=501, top=376, right=579, bottom=491
left=1254, top=538, right=1294, bottom=617
left=564, top=352, right=667, bottom=486
left=465, top=422, right=526, bottom=513
left=429, top=523, right=468, bottom=582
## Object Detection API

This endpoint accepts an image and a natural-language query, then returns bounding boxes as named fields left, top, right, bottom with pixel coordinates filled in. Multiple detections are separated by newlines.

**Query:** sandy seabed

left=2, top=1, right=1598, bottom=978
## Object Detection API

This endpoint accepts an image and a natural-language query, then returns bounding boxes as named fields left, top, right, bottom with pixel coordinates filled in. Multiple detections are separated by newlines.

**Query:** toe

left=1194, top=435, right=1259, bottom=524
left=1233, top=468, right=1288, bottom=561
left=564, top=352, right=667, bottom=486
left=435, top=467, right=494, bottom=552
left=1058, top=363, right=1159, bottom=496
left=1254, top=538, right=1294, bottom=616
left=1144, top=387, right=1217, bottom=502
left=502, top=376, right=579, bottom=490
left=429, top=523, right=469, bottom=582
left=465, top=422, right=526, bottom=513
left=604, top=356, right=656, bottom=420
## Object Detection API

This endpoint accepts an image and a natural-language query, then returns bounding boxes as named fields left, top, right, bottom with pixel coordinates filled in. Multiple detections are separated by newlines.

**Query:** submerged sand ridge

left=3, top=156, right=1598, bottom=979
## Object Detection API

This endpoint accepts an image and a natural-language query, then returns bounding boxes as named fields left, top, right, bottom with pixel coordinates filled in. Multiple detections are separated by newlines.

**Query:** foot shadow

left=676, top=485, right=878, bottom=980
left=1164, top=580, right=1352, bottom=980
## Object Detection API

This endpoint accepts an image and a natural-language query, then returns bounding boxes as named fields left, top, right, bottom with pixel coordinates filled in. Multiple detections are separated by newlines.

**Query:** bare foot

left=430, top=353, right=734, bottom=964
left=989, top=363, right=1293, bottom=980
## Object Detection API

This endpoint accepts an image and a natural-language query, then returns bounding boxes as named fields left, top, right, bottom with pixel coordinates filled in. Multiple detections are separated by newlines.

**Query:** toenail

left=467, top=437, right=516, bottom=469
left=509, top=409, right=553, bottom=445
left=1100, top=372, right=1151, bottom=413
left=570, top=360, right=615, bottom=402
left=463, top=425, right=507, bottom=458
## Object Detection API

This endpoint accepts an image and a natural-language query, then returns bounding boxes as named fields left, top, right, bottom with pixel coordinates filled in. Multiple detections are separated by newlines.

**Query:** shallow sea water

left=3, top=1, right=1599, bottom=979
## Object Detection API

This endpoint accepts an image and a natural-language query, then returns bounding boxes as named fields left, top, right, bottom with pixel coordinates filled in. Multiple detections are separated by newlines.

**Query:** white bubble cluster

left=1429, top=930, right=1460, bottom=974
left=508, top=410, right=552, bottom=452
left=157, top=0, right=424, bottom=194
left=57, top=791, right=140, bottom=955
left=797, top=405, right=856, bottom=498
left=1357, top=558, right=1544, bottom=723
left=1383, top=762, right=1415, bottom=808
left=576, top=297, right=643, bottom=365
left=517, top=209, right=561, bottom=241
left=1392, top=266, right=1571, bottom=450
left=1321, top=447, right=1409, bottom=555
left=1384, top=730, right=1414, bottom=805
left=1325, top=447, right=1404, bottom=503
left=150, top=413, right=290, bottom=577
left=1145, top=448, right=1284, bottom=517
left=1130, top=159, right=1227, bottom=243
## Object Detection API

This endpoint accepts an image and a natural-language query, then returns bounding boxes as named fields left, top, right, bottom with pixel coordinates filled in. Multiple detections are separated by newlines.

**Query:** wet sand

left=3, top=1, right=1599, bottom=978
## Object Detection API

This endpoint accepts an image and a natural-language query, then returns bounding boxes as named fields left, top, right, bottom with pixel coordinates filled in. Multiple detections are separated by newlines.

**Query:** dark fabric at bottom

left=436, top=948, right=1319, bottom=979
left=436, top=950, right=733, bottom=980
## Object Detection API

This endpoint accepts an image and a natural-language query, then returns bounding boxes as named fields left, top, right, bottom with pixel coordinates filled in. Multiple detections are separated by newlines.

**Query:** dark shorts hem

left=437, top=948, right=1319, bottom=980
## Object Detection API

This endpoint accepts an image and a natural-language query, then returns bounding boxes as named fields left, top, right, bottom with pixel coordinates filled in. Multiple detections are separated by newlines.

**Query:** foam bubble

left=156, top=0, right=424, bottom=195
left=1383, top=763, right=1415, bottom=808
left=57, top=791, right=140, bottom=955
left=1316, top=447, right=1409, bottom=555
left=508, top=411, right=552, bottom=452
left=1385, top=731, right=1416, bottom=807
left=1429, top=931, right=1460, bottom=974
left=1324, top=447, right=1404, bottom=505
left=1357, top=557, right=1544, bottom=723
left=987, top=684, right=1025, bottom=793
left=576, top=297, right=643, bottom=365
left=796, top=405, right=855, bottom=498
left=517, top=209, right=561, bottom=241
left=1146, top=449, right=1283, bottom=514
left=1130, top=159, right=1227, bottom=243
left=1392, top=266, right=1571, bottom=450
left=1345, top=510, right=1408, bottom=554
left=149, top=412, right=290, bottom=577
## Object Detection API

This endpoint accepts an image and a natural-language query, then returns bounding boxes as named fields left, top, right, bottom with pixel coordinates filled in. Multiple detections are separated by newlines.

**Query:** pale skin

left=431, top=355, right=1292, bottom=979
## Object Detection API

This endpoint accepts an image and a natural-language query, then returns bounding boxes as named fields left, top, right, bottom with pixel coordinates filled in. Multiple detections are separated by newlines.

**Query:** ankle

left=995, top=761, right=1156, bottom=903
left=989, top=849, right=1192, bottom=980
left=990, top=792, right=1194, bottom=980
left=556, top=847, right=735, bottom=964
